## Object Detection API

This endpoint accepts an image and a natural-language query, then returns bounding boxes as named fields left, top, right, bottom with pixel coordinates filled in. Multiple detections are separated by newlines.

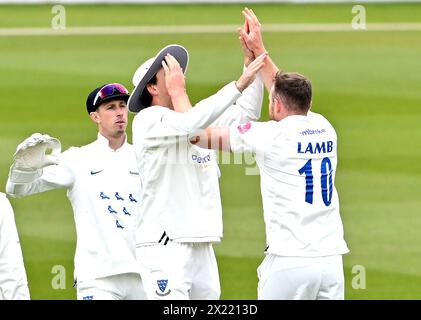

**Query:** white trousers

left=76, top=273, right=146, bottom=300
left=257, top=254, right=345, bottom=300
left=136, top=242, right=220, bottom=300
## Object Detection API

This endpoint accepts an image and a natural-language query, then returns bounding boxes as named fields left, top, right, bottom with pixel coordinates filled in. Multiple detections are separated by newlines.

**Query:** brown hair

left=273, top=71, right=312, bottom=113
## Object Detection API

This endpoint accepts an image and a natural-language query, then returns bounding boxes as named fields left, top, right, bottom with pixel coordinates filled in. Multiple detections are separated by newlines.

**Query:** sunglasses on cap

left=93, top=83, right=129, bottom=106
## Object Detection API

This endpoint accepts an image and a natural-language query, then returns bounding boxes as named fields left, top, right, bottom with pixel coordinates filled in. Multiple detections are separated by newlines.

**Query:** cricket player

left=0, top=193, right=30, bottom=300
left=6, top=83, right=145, bottom=300
left=128, top=41, right=266, bottom=300
left=190, top=9, right=349, bottom=300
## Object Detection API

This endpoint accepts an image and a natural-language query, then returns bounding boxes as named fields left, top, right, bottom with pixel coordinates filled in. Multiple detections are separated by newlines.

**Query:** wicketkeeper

left=6, top=83, right=145, bottom=300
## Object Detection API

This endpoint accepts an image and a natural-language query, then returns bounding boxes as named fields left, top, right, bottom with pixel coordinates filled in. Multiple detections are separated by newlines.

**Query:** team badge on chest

left=156, top=279, right=171, bottom=296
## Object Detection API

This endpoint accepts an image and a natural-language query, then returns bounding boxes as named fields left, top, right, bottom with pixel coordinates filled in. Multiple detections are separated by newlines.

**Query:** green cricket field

left=0, top=2, right=420, bottom=299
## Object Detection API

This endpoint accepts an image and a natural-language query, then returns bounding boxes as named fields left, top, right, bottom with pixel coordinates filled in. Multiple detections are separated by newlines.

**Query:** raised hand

left=239, top=8, right=266, bottom=57
left=235, top=51, right=267, bottom=92
left=238, top=17, right=255, bottom=66
left=13, top=133, right=61, bottom=171
left=239, top=8, right=279, bottom=91
left=162, top=53, right=192, bottom=112
left=162, top=53, right=186, bottom=98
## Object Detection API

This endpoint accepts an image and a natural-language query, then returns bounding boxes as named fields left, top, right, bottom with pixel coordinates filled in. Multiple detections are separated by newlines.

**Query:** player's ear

left=90, top=111, right=100, bottom=124
left=274, top=96, right=283, bottom=114
left=146, top=83, right=158, bottom=97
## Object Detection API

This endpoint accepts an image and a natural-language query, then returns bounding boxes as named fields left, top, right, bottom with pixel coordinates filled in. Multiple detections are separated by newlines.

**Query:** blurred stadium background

left=0, top=0, right=420, bottom=299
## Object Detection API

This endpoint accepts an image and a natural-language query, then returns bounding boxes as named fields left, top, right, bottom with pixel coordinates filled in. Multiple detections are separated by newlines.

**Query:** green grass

left=1, top=3, right=421, bottom=28
left=1, top=3, right=420, bottom=300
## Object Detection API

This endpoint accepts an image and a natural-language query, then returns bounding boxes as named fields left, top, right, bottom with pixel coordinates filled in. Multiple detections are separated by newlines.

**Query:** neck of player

left=105, top=132, right=126, bottom=150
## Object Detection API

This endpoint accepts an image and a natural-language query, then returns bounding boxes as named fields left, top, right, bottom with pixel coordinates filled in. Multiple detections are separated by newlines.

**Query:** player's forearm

left=166, top=53, right=265, bottom=133
left=166, top=81, right=241, bottom=133
left=6, top=165, right=70, bottom=197
left=170, top=89, right=192, bottom=113
left=260, top=54, right=279, bottom=92
left=234, top=70, right=264, bottom=122
left=250, top=46, right=279, bottom=91
left=211, top=67, right=264, bottom=127
left=191, top=127, right=231, bottom=152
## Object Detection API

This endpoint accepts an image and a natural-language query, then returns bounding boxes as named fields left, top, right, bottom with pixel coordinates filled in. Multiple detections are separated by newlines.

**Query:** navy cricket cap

left=86, top=83, right=130, bottom=114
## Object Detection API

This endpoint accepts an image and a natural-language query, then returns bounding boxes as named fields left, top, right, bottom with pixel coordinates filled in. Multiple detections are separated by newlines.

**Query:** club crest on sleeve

left=156, top=279, right=171, bottom=296
left=237, top=122, right=252, bottom=134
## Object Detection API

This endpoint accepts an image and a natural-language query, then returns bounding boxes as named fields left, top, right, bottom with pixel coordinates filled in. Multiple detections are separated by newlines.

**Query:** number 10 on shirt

left=298, top=157, right=333, bottom=206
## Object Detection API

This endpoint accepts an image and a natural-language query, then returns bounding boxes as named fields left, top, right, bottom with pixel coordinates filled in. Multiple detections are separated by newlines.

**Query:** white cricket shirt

left=133, top=77, right=263, bottom=245
left=6, top=134, right=141, bottom=282
left=230, top=112, right=349, bottom=257
left=0, top=193, right=30, bottom=300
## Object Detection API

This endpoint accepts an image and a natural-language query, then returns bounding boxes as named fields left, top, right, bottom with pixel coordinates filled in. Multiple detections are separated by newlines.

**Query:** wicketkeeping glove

left=13, top=133, right=61, bottom=171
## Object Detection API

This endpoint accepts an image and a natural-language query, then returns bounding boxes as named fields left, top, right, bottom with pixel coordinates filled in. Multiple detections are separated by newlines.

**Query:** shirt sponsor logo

left=129, top=171, right=140, bottom=176
left=82, top=295, right=93, bottom=300
left=156, top=279, right=171, bottom=296
left=191, top=153, right=211, bottom=164
left=237, top=122, right=252, bottom=134
left=300, top=128, right=326, bottom=136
